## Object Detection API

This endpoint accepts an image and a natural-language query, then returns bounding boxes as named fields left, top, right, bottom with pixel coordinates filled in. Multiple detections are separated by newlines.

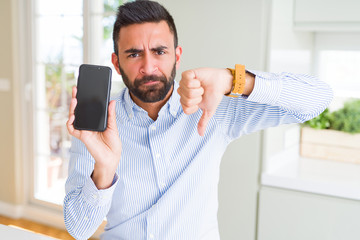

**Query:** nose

left=140, top=53, right=158, bottom=75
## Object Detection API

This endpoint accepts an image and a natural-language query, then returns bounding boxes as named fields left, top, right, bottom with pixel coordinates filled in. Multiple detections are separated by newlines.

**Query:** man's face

left=112, top=21, right=182, bottom=103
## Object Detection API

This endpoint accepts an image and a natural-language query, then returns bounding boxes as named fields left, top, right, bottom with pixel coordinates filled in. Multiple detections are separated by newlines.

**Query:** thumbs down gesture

left=177, top=68, right=233, bottom=136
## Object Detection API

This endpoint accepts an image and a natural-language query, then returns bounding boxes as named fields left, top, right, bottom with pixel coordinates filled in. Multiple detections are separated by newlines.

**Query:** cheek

left=160, top=55, right=176, bottom=73
left=121, top=62, right=140, bottom=78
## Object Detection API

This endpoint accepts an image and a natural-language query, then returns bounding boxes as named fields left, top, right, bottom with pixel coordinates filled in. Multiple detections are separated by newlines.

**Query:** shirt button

left=150, top=126, right=156, bottom=131
left=149, top=233, right=154, bottom=239
left=155, top=153, right=160, bottom=158
left=266, top=82, right=271, bottom=87
left=84, top=216, right=89, bottom=221
left=160, top=182, right=165, bottom=188
left=92, top=194, right=98, bottom=199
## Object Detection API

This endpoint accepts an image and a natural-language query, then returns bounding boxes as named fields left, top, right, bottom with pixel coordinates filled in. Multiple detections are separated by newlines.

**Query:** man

left=64, top=1, right=333, bottom=239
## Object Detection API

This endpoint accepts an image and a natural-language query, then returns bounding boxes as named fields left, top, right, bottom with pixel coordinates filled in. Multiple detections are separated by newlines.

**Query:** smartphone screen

left=74, top=64, right=112, bottom=132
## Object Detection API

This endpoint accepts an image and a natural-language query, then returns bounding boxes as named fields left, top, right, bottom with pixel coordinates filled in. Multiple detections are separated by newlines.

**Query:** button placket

left=148, top=125, right=168, bottom=192
left=146, top=204, right=158, bottom=240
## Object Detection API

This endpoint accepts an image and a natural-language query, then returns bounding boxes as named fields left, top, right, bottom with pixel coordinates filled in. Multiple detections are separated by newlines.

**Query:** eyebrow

left=123, top=45, right=168, bottom=54
left=124, top=48, right=142, bottom=54
left=151, top=46, right=168, bottom=52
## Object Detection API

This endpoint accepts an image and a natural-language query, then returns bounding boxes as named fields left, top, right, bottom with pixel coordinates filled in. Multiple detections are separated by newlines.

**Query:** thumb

left=197, top=110, right=213, bottom=136
left=107, top=100, right=117, bottom=130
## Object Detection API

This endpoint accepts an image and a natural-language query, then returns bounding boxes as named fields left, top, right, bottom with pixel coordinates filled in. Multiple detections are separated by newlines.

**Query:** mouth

left=134, top=75, right=165, bottom=89
left=143, top=80, right=160, bottom=85
left=140, top=80, right=164, bottom=88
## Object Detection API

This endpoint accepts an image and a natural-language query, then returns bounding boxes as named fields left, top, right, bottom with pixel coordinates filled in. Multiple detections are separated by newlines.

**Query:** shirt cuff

left=81, top=173, right=119, bottom=207
left=246, top=70, right=282, bottom=105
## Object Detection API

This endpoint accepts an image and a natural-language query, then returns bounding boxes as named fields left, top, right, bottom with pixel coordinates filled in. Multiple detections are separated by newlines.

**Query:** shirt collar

left=123, top=88, right=136, bottom=119
left=123, top=80, right=182, bottom=119
left=168, top=81, right=182, bottom=118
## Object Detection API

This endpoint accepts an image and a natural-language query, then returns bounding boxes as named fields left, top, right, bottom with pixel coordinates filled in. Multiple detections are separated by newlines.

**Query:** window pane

left=319, top=50, right=360, bottom=99
left=43, top=63, right=76, bottom=111
left=34, top=0, right=82, bottom=205
left=36, top=16, right=83, bottom=65
left=33, top=0, right=128, bottom=206
left=96, top=0, right=125, bottom=96
left=36, top=0, right=83, bottom=16
left=103, top=0, right=123, bottom=12
left=35, top=111, right=68, bottom=205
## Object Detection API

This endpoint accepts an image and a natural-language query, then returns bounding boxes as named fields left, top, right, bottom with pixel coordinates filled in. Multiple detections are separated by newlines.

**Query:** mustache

left=134, top=75, right=167, bottom=86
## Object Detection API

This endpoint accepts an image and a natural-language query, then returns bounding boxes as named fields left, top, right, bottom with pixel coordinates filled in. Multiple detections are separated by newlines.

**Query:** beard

left=119, top=62, right=176, bottom=103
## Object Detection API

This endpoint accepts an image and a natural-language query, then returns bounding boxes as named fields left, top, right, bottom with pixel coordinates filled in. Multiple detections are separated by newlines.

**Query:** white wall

left=262, top=0, right=314, bottom=171
left=159, top=0, right=269, bottom=239
left=0, top=0, right=22, bottom=205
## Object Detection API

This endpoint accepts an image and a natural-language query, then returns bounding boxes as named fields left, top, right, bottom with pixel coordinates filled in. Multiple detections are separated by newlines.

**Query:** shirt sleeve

left=63, top=137, right=119, bottom=240
left=214, top=70, right=333, bottom=141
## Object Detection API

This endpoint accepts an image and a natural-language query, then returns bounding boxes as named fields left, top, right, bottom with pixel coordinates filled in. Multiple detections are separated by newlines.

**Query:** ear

left=111, top=53, right=121, bottom=75
left=175, top=46, right=182, bottom=69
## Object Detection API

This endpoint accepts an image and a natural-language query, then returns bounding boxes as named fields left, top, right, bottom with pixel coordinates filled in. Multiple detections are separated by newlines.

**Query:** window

left=261, top=0, right=360, bottom=201
left=319, top=50, right=360, bottom=98
left=314, top=32, right=360, bottom=110
left=261, top=33, right=360, bottom=200
left=32, top=0, right=125, bottom=206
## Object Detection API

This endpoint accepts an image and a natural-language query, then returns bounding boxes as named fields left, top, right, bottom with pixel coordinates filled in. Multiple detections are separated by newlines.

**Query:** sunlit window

left=33, top=0, right=125, bottom=205
left=319, top=50, right=360, bottom=99
left=315, top=33, right=360, bottom=110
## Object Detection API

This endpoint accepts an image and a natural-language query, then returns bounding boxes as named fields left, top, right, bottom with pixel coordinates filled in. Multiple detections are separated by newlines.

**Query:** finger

left=66, top=114, right=75, bottom=133
left=66, top=114, right=80, bottom=139
left=180, top=95, right=202, bottom=109
left=197, top=110, right=213, bottom=136
left=107, top=100, right=118, bottom=131
left=72, top=86, right=77, bottom=98
left=68, top=98, right=77, bottom=119
left=181, top=69, right=196, bottom=81
left=183, top=105, right=199, bottom=115
left=179, top=79, right=201, bottom=90
left=179, top=87, right=204, bottom=99
left=180, top=71, right=201, bottom=89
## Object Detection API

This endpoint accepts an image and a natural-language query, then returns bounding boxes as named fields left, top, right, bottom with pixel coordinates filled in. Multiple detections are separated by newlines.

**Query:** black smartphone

left=74, top=64, right=112, bottom=132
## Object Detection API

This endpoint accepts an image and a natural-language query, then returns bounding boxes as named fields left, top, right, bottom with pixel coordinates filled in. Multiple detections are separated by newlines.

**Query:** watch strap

left=226, top=64, right=246, bottom=97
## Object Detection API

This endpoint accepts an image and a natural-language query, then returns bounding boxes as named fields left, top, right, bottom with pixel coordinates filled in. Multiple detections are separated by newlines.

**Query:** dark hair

left=112, top=0, right=178, bottom=55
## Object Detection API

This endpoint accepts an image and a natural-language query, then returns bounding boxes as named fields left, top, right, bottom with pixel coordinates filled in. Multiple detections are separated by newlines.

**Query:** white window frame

left=17, top=0, right=121, bottom=225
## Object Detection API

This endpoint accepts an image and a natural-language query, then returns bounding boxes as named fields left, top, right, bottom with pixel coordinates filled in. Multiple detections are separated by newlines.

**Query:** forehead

left=117, top=21, right=174, bottom=50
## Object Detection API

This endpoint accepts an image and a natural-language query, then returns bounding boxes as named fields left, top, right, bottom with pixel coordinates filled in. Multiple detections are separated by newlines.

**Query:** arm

left=64, top=141, right=119, bottom=239
left=178, top=68, right=333, bottom=137
left=64, top=87, right=121, bottom=239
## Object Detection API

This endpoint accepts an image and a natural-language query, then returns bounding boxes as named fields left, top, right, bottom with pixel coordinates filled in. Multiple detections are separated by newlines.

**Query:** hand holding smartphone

left=74, top=64, right=112, bottom=132
left=67, top=64, right=121, bottom=189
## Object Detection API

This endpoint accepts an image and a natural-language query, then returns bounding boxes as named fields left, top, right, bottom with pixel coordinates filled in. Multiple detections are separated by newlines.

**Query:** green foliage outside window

left=103, top=0, right=124, bottom=40
left=304, top=99, right=360, bottom=134
left=45, top=0, right=128, bottom=112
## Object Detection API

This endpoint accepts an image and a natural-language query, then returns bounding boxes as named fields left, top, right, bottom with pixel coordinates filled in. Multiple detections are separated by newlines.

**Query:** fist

left=178, top=68, right=233, bottom=136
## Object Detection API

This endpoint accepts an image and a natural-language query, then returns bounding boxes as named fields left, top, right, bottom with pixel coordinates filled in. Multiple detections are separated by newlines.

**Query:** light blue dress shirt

left=64, top=70, right=333, bottom=240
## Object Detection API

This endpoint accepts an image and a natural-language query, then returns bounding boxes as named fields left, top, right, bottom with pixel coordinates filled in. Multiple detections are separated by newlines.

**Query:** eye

left=156, top=50, right=165, bottom=55
left=128, top=53, right=139, bottom=58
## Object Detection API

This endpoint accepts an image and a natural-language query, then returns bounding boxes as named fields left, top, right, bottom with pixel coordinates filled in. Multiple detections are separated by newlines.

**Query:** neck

left=130, top=85, right=174, bottom=121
